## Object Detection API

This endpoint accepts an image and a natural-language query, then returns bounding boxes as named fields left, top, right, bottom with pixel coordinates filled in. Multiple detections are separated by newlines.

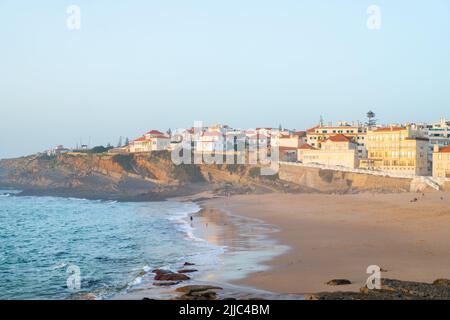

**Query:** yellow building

left=361, top=126, right=429, bottom=176
left=433, top=145, right=450, bottom=178
left=301, top=134, right=359, bottom=169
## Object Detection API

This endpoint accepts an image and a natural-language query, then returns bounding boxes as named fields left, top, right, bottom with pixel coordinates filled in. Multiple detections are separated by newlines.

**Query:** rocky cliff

left=0, top=152, right=433, bottom=200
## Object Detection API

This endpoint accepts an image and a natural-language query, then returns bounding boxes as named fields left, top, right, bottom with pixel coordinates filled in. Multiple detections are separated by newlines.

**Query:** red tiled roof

left=440, top=146, right=450, bottom=153
left=324, top=134, right=352, bottom=142
left=134, top=136, right=147, bottom=142
left=279, top=146, right=298, bottom=151
left=147, top=130, right=165, bottom=135
left=373, top=127, right=405, bottom=132
left=294, top=131, right=306, bottom=137
left=298, top=143, right=316, bottom=150
left=307, top=126, right=319, bottom=133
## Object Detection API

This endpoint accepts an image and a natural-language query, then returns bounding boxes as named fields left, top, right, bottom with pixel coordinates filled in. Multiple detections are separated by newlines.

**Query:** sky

left=1, top=0, right=449, bottom=158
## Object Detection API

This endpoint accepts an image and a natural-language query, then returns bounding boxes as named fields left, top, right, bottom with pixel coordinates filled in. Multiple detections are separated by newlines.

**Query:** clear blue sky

left=1, top=0, right=449, bottom=158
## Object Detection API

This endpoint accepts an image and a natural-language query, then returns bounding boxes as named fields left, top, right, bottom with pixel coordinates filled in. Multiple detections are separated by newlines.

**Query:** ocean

left=0, top=191, right=222, bottom=300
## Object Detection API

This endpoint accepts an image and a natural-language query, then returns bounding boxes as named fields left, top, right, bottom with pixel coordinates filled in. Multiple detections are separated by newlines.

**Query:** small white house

left=129, top=130, right=170, bottom=153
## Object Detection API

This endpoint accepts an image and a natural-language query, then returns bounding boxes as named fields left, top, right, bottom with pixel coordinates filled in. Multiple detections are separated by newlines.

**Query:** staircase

left=420, top=176, right=441, bottom=191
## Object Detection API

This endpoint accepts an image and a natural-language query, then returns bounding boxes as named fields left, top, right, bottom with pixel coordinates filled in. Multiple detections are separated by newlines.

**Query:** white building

left=129, top=130, right=170, bottom=153
left=425, top=117, right=450, bottom=172
left=196, top=131, right=225, bottom=153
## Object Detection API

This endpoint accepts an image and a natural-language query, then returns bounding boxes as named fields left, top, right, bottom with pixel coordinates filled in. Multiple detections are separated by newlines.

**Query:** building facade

left=361, top=126, right=429, bottom=176
left=425, top=118, right=450, bottom=172
left=129, top=130, right=170, bottom=153
left=306, top=122, right=367, bottom=158
left=301, top=134, right=359, bottom=169
left=433, top=145, right=450, bottom=178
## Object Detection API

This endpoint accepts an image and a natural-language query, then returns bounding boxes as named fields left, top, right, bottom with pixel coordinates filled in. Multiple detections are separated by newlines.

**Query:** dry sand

left=199, top=191, right=450, bottom=294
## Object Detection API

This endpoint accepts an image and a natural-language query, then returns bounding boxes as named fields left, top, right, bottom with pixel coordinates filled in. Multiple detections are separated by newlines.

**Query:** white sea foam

left=51, top=262, right=67, bottom=270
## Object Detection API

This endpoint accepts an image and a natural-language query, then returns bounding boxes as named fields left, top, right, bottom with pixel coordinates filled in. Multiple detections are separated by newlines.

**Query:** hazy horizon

left=1, top=1, right=450, bottom=159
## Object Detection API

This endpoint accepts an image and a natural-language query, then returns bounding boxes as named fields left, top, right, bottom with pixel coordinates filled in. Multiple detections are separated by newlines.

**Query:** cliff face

left=0, top=151, right=428, bottom=200
left=0, top=152, right=207, bottom=200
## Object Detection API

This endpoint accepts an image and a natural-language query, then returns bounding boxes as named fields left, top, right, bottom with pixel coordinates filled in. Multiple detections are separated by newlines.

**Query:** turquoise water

left=0, top=191, right=220, bottom=300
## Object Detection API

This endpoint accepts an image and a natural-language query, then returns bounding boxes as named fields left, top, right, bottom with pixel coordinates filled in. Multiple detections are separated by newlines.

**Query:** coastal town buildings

left=424, top=118, right=450, bottom=172
left=297, top=143, right=317, bottom=162
left=432, top=145, right=450, bottom=178
left=196, top=130, right=225, bottom=153
left=300, top=134, right=360, bottom=168
left=129, top=130, right=170, bottom=153
left=306, top=122, right=368, bottom=158
left=45, top=145, right=71, bottom=156
left=278, top=131, right=307, bottom=162
left=360, top=126, right=429, bottom=176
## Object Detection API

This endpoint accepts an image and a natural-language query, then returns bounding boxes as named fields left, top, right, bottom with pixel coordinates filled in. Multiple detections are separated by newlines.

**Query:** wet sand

left=199, top=192, right=450, bottom=294
left=116, top=194, right=299, bottom=300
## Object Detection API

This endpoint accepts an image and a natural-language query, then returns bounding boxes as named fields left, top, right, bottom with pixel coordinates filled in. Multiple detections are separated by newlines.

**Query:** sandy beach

left=198, top=191, right=450, bottom=294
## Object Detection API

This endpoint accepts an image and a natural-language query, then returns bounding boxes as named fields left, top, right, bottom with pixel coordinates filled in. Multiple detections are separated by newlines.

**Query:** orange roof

left=373, top=127, right=405, bottom=132
left=256, top=127, right=273, bottom=131
left=294, top=131, right=306, bottom=137
left=307, top=126, right=319, bottom=133
left=147, top=130, right=165, bottom=135
left=298, top=143, right=316, bottom=150
left=439, top=146, right=450, bottom=153
left=324, top=134, right=352, bottom=143
left=279, top=146, right=298, bottom=151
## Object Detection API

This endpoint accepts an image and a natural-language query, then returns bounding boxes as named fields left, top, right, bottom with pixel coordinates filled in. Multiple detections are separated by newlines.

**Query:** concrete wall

left=279, top=163, right=412, bottom=193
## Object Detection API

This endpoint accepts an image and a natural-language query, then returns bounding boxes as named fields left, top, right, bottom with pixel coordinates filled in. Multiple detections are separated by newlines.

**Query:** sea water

left=0, top=191, right=221, bottom=299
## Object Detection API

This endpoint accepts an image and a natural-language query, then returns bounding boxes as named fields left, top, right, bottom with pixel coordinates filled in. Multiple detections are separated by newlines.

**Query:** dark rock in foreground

left=307, top=278, right=450, bottom=300
left=154, top=273, right=190, bottom=281
left=153, top=281, right=180, bottom=286
left=433, top=279, right=450, bottom=287
left=153, top=269, right=191, bottom=281
left=326, top=279, right=352, bottom=286
left=176, top=285, right=223, bottom=300
left=177, top=269, right=198, bottom=274
left=176, top=285, right=223, bottom=294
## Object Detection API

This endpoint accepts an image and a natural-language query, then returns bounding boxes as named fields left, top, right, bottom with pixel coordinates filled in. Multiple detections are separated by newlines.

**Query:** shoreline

left=5, top=186, right=450, bottom=299
left=115, top=193, right=300, bottom=300
left=196, top=191, right=450, bottom=295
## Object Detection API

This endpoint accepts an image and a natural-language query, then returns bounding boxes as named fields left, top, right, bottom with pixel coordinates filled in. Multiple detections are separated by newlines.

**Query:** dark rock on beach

left=326, top=279, right=352, bottom=286
left=153, top=281, right=180, bottom=286
left=155, top=273, right=190, bottom=281
left=177, top=269, right=198, bottom=274
left=152, top=269, right=173, bottom=275
left=183, top=262, right=195, bottom=266
left=308, top=278, right=450, bottom=300
left=433, top=279, right=450, bottom=287
left=176, top=285, right=223, bottom=300
left=176, top=285, right=223, bottom=294
left=153, top=269, right=191, bottom=281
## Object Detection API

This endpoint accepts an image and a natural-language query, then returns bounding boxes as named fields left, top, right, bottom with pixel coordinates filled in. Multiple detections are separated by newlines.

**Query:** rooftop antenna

left=319, top=115, right=324, bottom=127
